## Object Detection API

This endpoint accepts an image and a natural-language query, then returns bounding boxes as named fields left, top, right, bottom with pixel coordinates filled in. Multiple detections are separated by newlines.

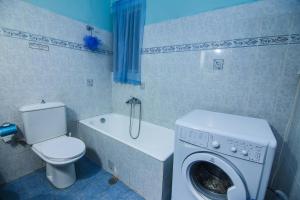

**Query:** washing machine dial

left=230, top=147, right=237, bottom=153
left=212, top=141, right=220, bottom=149
left=242, top=150, right=248, bottom=156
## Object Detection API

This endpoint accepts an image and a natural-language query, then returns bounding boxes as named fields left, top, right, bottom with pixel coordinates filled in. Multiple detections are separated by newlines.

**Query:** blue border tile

left=142, top=33, right=300, bottom=54
left=0, top=27, right=113, bottom=55
left=2, top=27, right=299, bottom=56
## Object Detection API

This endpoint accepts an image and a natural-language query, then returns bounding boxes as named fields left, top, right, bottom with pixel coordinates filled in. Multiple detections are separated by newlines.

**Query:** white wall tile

left=112, top=0, right=300, bottom=196
left=0, top=0, right=112, bottom=184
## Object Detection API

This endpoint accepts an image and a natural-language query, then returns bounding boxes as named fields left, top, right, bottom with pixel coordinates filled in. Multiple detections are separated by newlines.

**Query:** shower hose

left=129, top=101, right=142, bottom=139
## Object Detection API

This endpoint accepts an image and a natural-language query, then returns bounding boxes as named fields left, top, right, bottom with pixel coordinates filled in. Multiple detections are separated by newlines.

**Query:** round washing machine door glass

left=182, top=152, right=248, bottom=200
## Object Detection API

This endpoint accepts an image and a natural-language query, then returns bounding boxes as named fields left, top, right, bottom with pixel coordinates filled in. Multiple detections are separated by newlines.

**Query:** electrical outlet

left=87, top=79, right=94, bottom=87
left=213, top=59, right=224, bottom=71
left=140, top=82, right=145, bottom=89
left=29, top=42, right=49, bottom=51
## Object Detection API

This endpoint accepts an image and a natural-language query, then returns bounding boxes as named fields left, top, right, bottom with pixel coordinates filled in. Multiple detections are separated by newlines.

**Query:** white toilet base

left=46, top=162, right=76, bottom=189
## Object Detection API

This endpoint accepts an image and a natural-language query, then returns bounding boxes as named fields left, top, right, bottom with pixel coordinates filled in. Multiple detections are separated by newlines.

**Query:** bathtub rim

left=79, top=113, right=174, bottom=162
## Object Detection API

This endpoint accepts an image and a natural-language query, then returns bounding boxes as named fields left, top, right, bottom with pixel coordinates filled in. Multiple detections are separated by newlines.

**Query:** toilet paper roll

left=0, top=124, right=17, bottom=137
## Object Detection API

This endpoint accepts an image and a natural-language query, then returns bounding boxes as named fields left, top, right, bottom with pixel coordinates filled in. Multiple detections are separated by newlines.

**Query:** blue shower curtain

left=112, top=0, right=146, bottom=85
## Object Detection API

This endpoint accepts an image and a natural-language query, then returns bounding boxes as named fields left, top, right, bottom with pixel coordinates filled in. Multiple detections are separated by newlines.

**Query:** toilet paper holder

left=0, top=123, right=17, bottom=143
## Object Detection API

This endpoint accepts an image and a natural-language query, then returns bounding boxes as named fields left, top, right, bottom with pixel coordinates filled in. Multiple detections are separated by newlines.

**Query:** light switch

left=87, top=79, right=94, bottom=87
left=213, top=59, right=224, bottom=71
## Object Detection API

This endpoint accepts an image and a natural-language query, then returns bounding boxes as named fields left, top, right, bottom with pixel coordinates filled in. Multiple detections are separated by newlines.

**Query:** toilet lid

left=32, top=136, right=85, bottom=160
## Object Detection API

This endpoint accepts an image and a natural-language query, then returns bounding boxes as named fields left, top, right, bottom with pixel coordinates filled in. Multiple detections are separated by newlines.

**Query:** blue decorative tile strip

left=0, top=27, right=113, bottom=55
left=142, top=34, right=300, bottom=54
left=2, top=26, right=299, bottom=55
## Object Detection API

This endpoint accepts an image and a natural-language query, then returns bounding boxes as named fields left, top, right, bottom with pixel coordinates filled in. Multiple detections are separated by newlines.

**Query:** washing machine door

left=182, top=152, right=248, bottom=200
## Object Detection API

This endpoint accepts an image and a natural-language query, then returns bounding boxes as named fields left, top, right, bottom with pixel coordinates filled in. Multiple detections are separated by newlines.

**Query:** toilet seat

left=32, top=135, right=85, bottom=165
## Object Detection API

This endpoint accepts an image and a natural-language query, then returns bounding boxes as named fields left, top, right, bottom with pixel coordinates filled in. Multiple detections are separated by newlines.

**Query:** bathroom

left=0, top=0, right=299, bottom=199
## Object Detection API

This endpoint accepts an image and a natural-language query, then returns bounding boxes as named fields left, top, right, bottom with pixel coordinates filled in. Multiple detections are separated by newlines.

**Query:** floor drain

left=108, top=176, right=119, bottom=185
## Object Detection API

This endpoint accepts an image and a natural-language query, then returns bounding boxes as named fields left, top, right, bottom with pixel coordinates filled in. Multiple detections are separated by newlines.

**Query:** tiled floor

left=0, top=157, right=144, bottom=200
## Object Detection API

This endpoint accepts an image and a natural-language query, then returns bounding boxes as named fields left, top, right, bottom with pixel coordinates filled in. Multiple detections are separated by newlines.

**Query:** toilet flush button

left=231, top=147, right=237, bottom=153
left=242, top=150, right=248, bottom=156
left=212, top=141, right=220, bottom=148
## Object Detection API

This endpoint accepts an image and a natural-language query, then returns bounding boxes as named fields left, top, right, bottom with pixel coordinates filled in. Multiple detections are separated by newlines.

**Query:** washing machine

left=171, top=110, right=277, bottom=200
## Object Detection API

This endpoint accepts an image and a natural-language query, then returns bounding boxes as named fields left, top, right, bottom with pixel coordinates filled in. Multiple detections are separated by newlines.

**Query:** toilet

left=19, top=102, right=86, bottom=188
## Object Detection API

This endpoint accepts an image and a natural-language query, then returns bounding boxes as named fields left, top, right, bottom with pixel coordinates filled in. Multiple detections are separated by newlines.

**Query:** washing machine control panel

left=178, top=127, right=209, bottom=148
left=177, top=126, right=267, bottom=163
left=208, top=135, right=266, bottom=163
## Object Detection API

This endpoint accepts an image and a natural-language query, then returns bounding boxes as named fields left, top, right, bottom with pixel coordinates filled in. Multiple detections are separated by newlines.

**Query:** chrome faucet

left=126, top=97, right=141, bottom=105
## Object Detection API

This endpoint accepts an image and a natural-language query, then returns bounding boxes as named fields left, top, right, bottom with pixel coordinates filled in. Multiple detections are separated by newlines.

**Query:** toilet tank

left=19, top=102, right=67, bottom=144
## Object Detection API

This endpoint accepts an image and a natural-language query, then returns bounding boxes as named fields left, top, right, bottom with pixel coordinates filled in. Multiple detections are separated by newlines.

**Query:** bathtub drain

left=108, top=176, right=119, bottom=185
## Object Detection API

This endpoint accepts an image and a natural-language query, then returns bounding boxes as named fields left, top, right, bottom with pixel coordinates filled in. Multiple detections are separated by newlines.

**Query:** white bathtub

left=77, top=113, right=174, bottom=200
left=80, top=113, right=174, bottom=162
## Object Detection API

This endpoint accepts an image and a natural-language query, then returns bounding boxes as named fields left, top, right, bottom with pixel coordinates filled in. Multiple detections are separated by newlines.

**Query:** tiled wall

left=1, top=0, right=300, bottom=198
left=272, top=80, right=300, bottom=200
left=112, top=0, right=300, bottom=193
left=0, top=0, right=112, bottom=184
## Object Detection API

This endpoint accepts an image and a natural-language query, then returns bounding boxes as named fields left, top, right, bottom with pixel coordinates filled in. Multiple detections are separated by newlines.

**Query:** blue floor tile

left=0, top=157, right=144, bottom=200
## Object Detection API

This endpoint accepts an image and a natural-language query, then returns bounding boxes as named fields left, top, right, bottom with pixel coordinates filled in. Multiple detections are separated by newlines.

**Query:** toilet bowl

left=19, top=102, right=86, bottom=189
left=32, top=135, right=86, bottom=188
